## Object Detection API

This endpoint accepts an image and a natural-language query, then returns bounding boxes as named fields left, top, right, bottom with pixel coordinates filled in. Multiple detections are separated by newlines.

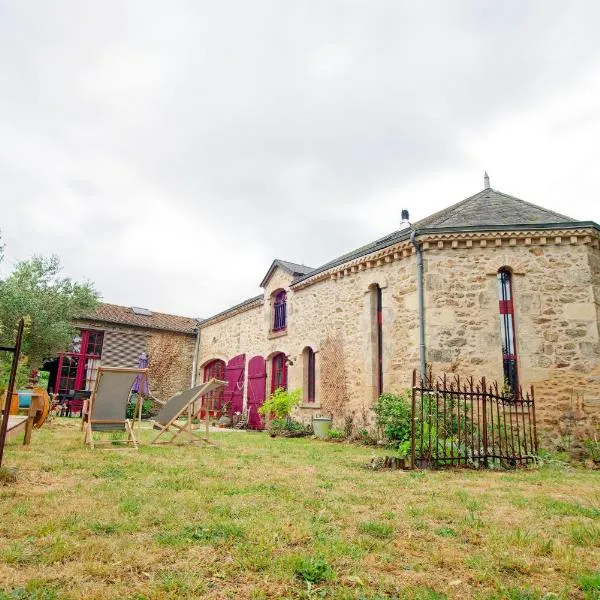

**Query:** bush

left=373, top=391, right=411, bottom=448
left=259, top=388, right=301, bottom=420
left=271, top=417, right=309, bottom=434
left=126, top=399, right=153, bottom=420
left=327, top=428, right=344, bottom=440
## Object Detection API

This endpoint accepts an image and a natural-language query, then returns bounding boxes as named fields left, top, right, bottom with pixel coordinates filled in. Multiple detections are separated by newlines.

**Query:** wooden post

left=205, top=395, right=210, bottom=443
left=0, top=319, right=25, bottom=468
left=23, top=402, right=35, bottom=446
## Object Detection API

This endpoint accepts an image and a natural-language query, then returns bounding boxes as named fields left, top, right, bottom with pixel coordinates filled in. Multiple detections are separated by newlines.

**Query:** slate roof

left=260, top=259, right=314, bottom=287
left=291, top=186, right=588, bottom=286
left=414, top=188, right=577, bottom=229
left=78, top=303, right=198, bottom=334
left=200, top=294, right=264, bottom=324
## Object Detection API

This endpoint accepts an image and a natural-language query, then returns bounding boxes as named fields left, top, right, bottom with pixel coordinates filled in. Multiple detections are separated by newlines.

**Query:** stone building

left=47, top=303, right=198, bottom=402
left=196, top=178, right=600, bottom=443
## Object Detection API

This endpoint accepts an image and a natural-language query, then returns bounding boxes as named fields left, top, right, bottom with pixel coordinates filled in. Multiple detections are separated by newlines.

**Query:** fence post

left=411, top=369, right=416, bottom=470
left=481, top=376, right=488, bottom=468
left=0, top=318, right=25, bottom=469
left=531, top=385, right=538, bottom=454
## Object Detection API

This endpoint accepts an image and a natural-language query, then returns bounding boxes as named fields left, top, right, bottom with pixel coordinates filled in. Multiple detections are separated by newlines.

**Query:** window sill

left=268, top=329, right=288, bottom=340
left=299, top=403, right=321, bottom=409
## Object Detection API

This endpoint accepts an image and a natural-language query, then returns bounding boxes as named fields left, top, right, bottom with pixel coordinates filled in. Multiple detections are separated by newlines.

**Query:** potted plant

left=259, top=387, right=302, bottom=435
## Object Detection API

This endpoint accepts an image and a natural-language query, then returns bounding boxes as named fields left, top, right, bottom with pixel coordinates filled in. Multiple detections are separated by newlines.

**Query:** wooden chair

left=83, top=367, right=147, bottom=450
left=150, top=378, right=226, bottom=445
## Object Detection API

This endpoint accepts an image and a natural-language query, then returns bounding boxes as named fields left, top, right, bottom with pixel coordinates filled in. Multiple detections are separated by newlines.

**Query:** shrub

left=270, top=417, right=310, bottom=436
left=259, top=388, right=301, bottom=420
left=373, top=391, right=411, bottom=448
left=327, top=428, right=344, bottom=440
left=126, top=399, right=153, bottom=420
left=583, top=433, right=600, bottom=463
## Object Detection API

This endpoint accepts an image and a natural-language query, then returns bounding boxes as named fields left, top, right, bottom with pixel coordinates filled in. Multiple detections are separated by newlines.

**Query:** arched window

left=303, top=347, right=316, bottom=403
left=498, top=269, right=518, bottom=394
left=203, top=359, right=226, bottom=412
left=273, top=290, right=287, bottom=331
left=271, top=352, right=287, bottom=393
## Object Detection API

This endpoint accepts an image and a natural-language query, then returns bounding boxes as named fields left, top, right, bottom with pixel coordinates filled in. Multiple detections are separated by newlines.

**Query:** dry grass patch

left=0, top=419, right=599, bottom=599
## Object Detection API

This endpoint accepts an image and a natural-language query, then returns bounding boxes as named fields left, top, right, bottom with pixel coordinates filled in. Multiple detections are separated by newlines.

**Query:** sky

left=1, top=1, right=600, bottom=319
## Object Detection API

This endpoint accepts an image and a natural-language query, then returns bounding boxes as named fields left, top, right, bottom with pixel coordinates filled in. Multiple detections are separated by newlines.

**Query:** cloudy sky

left=1, top=1, right=599, bottom=318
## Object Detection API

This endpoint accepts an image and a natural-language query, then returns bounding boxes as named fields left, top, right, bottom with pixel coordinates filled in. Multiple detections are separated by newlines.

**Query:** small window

left=85, top=331, right=104, bottom=357
left=303, top=347, right=316, bottom=403
left=273, top=290, right=287, bottom=331
left=271, top=352, right=287, bottom=393
left=369, top=284, right=383, bottom=399
left=498, top=269, right=518, bottom=393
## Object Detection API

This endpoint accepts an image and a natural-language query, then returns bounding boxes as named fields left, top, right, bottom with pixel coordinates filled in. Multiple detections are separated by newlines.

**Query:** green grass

left=0, top=418, right=599, bottom=599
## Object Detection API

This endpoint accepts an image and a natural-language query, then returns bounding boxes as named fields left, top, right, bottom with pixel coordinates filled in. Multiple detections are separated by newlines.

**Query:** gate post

left=410, top=369, right=416, bottom=470
left=481, top=376, right=488, bottom=468
left=531, top=385, right=538, bottom=454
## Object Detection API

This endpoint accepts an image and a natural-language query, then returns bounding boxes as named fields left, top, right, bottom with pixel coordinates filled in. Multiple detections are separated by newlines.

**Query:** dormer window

left=272, top=290, right=287, bottom=331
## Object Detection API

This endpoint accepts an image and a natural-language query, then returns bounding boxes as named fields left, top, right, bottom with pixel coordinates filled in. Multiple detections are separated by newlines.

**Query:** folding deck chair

left=150, top=378, right=226, bottom=445
left=83, top=366, right=148, bottom=449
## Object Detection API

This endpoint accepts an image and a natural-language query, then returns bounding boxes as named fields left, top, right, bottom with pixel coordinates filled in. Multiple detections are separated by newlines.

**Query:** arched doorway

left=202, top=359, right=226, bottom=418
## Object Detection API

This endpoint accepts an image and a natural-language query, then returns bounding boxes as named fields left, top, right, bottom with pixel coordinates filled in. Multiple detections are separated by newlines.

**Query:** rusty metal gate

left=411, top=370, right=538, bottom=469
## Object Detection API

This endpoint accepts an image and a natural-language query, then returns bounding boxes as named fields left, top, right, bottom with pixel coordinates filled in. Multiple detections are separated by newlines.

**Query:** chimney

left=401, top=209, right=410, bottom=227
left=484, top=171, right=490, bottom=189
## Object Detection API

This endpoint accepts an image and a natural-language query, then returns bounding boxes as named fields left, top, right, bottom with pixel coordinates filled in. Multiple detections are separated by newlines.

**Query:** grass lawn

left=0, top=419, right=599, bottom=599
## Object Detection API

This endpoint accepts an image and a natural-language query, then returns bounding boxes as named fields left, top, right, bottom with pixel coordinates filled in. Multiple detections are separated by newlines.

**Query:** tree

left=0, top=250, right=100, bottom=387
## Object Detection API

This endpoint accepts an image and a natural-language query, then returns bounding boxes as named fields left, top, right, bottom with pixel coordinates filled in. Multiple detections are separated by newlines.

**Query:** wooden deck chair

left=150, top=378, right=226, bottom=445
left=83, top=366, right=148, bottom=450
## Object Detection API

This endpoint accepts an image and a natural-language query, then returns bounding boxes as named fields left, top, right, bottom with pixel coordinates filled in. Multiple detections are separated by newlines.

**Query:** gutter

left=410, top=229, right=427, bottom=383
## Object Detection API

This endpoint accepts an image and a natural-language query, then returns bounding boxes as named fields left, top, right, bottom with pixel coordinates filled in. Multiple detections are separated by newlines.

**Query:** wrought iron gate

left=411, top=370, right=538, bottom=469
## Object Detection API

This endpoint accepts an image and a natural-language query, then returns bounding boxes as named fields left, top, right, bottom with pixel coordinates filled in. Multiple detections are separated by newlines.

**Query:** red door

left=247, top=356, right=267, bottom=430
left=224, top=354, right=245, bottom=415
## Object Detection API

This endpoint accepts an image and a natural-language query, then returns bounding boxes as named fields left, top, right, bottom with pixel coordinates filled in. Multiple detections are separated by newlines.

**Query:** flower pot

left=312, top=417, right=332, bottom=439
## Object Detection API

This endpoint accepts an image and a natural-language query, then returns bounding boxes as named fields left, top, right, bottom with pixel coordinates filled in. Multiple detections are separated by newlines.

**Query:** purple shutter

left=224, top=354, right=245, bottom=415
left=247, top=356, right=267, bottom=430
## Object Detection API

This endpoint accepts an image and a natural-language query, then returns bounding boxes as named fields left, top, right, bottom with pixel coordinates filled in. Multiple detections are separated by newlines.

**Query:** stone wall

left=423, top=240, right=600, bottom=443
left=197, top=231, right=600, bottom=441
left=198, top=262, right=419, bottom=429
left=146, top=330, right=196, bottom=400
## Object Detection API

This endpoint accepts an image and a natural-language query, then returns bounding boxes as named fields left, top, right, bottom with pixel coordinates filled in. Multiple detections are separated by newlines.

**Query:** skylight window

left=131, top=306, right=152, bottom=316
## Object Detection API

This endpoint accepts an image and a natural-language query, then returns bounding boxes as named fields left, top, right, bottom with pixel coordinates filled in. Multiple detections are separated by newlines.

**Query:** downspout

left=191, top=321, right=201, bottom=387
left=410, top=229, right=426, bottom=382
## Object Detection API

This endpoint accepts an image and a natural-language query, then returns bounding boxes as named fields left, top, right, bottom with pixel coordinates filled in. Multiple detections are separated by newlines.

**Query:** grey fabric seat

left=83, top=367, right=147, bottom=449
left=150, top=378, right=226, bottom=445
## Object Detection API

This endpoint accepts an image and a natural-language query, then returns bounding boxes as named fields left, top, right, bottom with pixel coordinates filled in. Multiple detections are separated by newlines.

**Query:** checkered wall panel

left=101, top=330, right=148, bottom=368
